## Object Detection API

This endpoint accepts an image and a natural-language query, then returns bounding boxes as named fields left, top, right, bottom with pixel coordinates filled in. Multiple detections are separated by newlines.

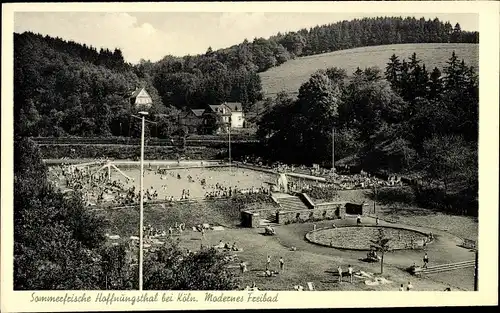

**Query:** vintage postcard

left=1, top=1, right=498, bottom=312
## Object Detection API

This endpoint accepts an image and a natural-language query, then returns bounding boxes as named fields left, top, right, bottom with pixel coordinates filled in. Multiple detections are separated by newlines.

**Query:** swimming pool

left=111, top=166, right=278, bottom=200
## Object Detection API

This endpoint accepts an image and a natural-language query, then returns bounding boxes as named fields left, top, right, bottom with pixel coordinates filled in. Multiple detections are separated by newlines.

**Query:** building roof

left=224, top=102, right=243, bottom=112
left=208, top=105, right=223, bottom=112
left=130, top=87, right=153, bottom=105
left=130, top=87, right=144, bottom=98
left=191, top=109, right=205, bottom=117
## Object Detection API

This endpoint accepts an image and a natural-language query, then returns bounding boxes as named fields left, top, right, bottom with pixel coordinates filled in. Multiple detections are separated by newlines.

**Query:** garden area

left=307, top=226, right=430, bottom=250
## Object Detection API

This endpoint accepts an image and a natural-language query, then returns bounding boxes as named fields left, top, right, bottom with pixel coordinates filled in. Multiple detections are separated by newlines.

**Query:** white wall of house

left=231, top=111, right=245, bottom=128
left=135, top=89, right=153, bottom=105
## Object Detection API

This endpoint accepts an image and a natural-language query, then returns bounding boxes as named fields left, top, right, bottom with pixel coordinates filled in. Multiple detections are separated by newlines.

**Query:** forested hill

left=14, top=31, right=264, bottom=138
left=27, top=33, right=133, bottom=72
left=194, top=16, right=478, bottom=74
left=275, top=16, right=478, bottom=58
left=14, top=16, right=478, bottom=138
left=14, top=31, right=172, bottom=138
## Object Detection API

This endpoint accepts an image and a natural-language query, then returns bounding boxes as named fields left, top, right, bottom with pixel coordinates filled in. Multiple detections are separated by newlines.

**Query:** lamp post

left=474, top=245, right=478, bottom=291
left=332, top=126, right=335, bottom=171
left=228, top=123, right=231, bottom=172
left=132, top=91, right=152, bottom=290
left=138, top=110, right=147, bottom=291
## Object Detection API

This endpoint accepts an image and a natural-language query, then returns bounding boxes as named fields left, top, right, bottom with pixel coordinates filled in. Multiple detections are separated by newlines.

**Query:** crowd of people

left=50, top=157, right=406, bottom=208
left=331, top=171, right=403, bottom=190
left=142, top=222, right=187, bottom=239
left=238, top=157, right=404, bottom=191
left=49, top=163, right=166, bottom=206
left=49, top=162, right=276, bottom=206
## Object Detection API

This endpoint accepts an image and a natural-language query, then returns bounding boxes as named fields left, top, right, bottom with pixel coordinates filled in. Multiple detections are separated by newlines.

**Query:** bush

left=414, top=186, right=478, bottom=216
left=372, top=186, right=416, bottom=205
left=305, top=186, right=339, bottom=201
left=144, top=241, right=238, bottom=290
left=369, top=185, right=478, bottom=217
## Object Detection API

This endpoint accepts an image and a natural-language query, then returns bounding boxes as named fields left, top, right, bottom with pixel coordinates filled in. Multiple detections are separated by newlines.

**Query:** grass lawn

left=98, top=198, right=277, bottom=237
left=171, top=219, right=473, bottom=291
left=375, top=205, right=478, bottom=242
left=259, top=43, right=478, bottom=98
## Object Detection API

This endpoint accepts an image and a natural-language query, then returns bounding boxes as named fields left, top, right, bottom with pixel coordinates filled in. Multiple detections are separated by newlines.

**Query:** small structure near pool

left=240, top=192, right=370, bottom=227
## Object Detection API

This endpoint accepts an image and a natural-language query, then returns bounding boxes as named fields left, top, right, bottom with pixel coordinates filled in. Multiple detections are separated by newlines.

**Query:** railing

left=411, top=260, right=475, bottom=275
left=299, top=193, right=315, bottom=209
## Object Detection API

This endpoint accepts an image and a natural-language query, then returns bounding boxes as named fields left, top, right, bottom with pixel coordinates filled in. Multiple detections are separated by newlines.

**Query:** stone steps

left=279, top=197, right=309, bottom=211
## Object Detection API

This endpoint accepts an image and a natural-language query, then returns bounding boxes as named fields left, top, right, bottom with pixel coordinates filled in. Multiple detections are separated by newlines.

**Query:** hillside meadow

left=259, top=43, right=479, bottom=97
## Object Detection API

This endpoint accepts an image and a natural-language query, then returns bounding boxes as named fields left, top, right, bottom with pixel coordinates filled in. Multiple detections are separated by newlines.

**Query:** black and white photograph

left=1, top=1, right=498, bottom=311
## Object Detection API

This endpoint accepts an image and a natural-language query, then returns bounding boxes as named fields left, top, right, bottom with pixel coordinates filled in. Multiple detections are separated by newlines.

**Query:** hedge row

left=38, top=144, right=225, bottom=160
left=31, top=135, right=257, bottom=145
left=37, top=141, right=263, bottom=160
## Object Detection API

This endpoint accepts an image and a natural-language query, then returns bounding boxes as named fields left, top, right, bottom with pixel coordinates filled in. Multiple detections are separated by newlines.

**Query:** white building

left=223, top=102, right=245, bottom=128
left=204, top=102, right=245, bottom=132
left=130, top=87, right=153, bottom=107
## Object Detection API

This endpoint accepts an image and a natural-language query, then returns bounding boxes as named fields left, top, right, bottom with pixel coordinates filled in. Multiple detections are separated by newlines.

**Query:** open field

left=259, top=43, right=479, bottom=97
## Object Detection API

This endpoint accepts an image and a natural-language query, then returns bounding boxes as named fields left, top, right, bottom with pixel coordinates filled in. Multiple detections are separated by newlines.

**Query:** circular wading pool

left=306, top=226, right=430, bottom=251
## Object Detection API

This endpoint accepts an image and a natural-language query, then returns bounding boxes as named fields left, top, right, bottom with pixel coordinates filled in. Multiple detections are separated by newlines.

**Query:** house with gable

left=130, top=87, right=153, bottom=108
left=178, top=108, right=205, bottom=134
left=224, top=102, right=245, bottom=128
left=202, top=102, right=245, bottom=133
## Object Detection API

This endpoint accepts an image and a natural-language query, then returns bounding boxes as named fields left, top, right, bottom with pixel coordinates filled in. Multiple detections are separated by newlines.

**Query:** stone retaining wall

left=305, top=224, right=433, bottom=251
left=277, top=204, right=343, bottom=224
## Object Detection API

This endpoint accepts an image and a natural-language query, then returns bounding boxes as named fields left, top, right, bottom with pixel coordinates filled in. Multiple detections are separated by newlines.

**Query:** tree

left=442, top=51, right=461, bottom=91
left=144, top=241, right=238, bottom=290
left=421, top=134, right=473, bottom=194
left=370, top=228, right=392, bottom=274
left=14, top=138, right=107, bottom=290
left=201, top=112, right=223, bottom=135
left=385, top=54, right=402, bottom=89
left=451, top=23, right=462, bottom=43
left=428, top=67, right=442, bottom=100
left=257, top=92, right=306, bottom=163
left=341, top=78, right=406, bottom=140
left=99, top=243, right=136, bottom=290
left=363, top=66, right=383, bottom=82
left=325, top=67, right=348, bottom=89
left=297, top=71, right=342, bottom=164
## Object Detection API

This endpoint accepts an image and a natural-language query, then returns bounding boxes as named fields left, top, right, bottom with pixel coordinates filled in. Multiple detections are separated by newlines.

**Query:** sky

left=14, top=12, right=478, bottom=64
